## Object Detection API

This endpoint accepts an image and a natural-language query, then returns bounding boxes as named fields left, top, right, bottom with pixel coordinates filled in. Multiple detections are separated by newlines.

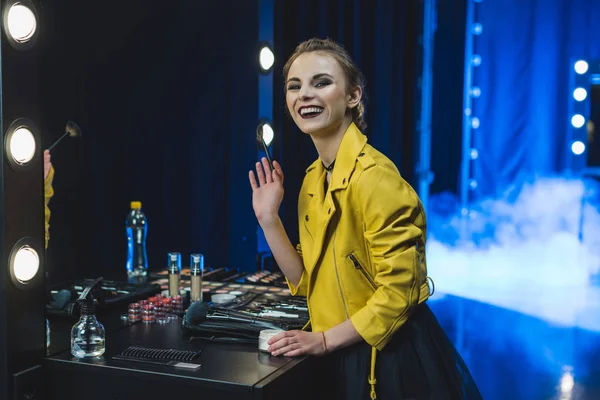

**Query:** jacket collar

left=305, top=122, right=367, bottom=194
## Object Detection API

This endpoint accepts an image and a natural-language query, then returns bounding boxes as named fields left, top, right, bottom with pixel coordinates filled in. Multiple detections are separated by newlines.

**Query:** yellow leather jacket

left=288, top=123, right=430, bottom=351
left=45, top=165, right=55, bottom=248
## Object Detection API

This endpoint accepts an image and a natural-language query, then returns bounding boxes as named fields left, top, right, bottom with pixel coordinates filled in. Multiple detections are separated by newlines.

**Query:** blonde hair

left=283, top=38, right=367, bottom=131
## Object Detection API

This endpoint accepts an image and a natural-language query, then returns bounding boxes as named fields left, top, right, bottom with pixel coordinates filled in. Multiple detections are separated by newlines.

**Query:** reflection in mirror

left=588, top=84, right=600, bottom=167
left=41, top=1, right=259, bottom=357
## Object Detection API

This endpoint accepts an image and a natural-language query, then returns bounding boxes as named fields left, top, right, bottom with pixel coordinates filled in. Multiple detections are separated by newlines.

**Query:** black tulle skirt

left=319, top=303, right=482, bottom=400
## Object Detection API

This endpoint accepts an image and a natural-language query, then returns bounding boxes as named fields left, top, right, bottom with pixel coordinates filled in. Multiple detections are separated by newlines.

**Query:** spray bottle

left=71, top=277, right=106, bottom=358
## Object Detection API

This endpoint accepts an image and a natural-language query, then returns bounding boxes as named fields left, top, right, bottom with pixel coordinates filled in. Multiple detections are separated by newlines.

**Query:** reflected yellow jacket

left=288, top=123, right=430, bottom=351
left=45, top=165, right=55, bottom=248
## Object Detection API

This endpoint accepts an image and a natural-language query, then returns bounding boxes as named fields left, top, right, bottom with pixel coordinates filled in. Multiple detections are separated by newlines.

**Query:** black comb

left=113, top=346, right=201, bottom=370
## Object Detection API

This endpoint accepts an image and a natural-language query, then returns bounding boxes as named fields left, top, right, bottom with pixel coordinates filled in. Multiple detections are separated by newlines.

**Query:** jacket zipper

left=349, top=253, right=377, bottom=290
left=415, top=242, right=422, bottom=286
left=415, top=242, right=424, bottom=303
left=333, top=230, right=349, bottom=319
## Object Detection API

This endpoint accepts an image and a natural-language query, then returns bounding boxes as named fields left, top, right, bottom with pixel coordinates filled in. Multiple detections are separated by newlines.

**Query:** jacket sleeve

left=44, top=165, right=55, bottom=249
left=286, top=243, right=309, bottom=297
left=349, top=165, right=425, bottom=350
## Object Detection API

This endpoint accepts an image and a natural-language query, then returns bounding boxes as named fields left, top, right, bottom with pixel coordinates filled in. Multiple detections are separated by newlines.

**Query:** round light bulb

left=573, top=88, right=587, bottom=101
left=259, top=46, right=275, bottom=71
left=571, top=141, right=585, bottom=155
left=7, top=3, right=37, bottom=43
left=13, top=246, right=40, bottom=283
left=574, top=60, right=589, bottom=75
left=261, top=123, right=274, bottom=146
left=9, top=126, right=36, bottom=165
left=571, top=114, right=585, bottom=128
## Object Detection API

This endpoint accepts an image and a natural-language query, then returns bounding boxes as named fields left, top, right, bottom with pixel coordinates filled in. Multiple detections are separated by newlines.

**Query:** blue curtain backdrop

left=473, top=0, right=600, bottom=198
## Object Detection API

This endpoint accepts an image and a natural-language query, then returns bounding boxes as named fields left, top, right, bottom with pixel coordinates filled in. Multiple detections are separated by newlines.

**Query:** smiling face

left=285, top=51, right=361, bottom=137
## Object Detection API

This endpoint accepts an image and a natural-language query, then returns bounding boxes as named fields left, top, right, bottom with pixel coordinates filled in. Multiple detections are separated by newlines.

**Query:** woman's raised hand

left=249, top=158, right=285, bottom=228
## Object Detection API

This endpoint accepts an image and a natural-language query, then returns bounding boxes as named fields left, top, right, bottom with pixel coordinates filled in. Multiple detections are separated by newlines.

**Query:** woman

left=249, top=38, right=481, bottom=399
left=44, top=149, right=55, bottom=248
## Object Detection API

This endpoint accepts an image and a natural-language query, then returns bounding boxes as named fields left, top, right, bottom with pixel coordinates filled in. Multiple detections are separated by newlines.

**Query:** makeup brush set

left=181, top=296, right=309, bottom=344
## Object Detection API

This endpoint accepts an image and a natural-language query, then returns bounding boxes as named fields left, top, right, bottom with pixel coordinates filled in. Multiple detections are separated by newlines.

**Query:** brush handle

left=260, top=139, right=274, bottom=171
left=47, top=132, right=68, bottom=150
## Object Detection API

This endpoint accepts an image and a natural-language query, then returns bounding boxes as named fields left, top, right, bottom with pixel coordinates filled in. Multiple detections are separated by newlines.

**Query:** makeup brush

left=256, top=125, right=274, bottom=171
left=47, top=120, right=82, bottom=150
left=184, top=302, right=290, bottom=330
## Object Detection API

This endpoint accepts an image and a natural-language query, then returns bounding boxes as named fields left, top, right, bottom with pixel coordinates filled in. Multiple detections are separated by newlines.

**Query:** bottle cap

left=168, top=252, right=181, bottom=274
left=190, top=253, right=204, bottom=275
left=80, top=302, right=95, bottom=316
left=130, top=201, right=142, bottom=209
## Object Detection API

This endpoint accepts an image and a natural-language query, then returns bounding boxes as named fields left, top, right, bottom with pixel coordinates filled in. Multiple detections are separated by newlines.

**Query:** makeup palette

left=149, top=265, right=309, bottom=328
left=198, top=281, right=287, bottom=302
left=149, top=262, right=297, bottom=315
left=243, top=270, right=287, bottom=286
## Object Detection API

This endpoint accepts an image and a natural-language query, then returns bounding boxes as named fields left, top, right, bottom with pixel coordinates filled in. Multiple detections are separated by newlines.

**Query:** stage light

left=465, top=108, right=472, bottom=116
left=471, top=117, right=480, bottom=129
left=258, top=121, right=274, bottom=146
left=7, top=125, right=36, bottom=165
left=573, top=88, right=587, bottom=101
left=571, top=141, right=585, bottom=155
left=472, top=23, right=483, bottom=35
left=3, top=0, right=38, bottom=48
left=471, top=55, right=482, bottom=67
left=469, top=179, right=478, bottom=190
left=574, top=60, right=588, bottom=75
left=571, top=114, right=585, bottom=128
left=10, top=244, right=40, bottom=284
left=470, top=148, right=479, bottom=160
left=470, top=87, right=481, bottom=98
left=259, top=44, right=274, bottom=74
left=559, top=367, right=575, bottom=394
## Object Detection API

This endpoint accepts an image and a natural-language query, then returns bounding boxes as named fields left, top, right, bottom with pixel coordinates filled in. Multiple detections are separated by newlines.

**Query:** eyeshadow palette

left=151, top=267, right=288, bottom=289
left=150, top=278, right=291, bottom=301
left=199, top=281, right=291, bottom=300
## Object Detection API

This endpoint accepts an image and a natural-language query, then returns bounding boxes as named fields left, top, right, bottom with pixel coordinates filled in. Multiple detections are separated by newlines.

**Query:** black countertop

left=44, top=312, right=322, bottom=400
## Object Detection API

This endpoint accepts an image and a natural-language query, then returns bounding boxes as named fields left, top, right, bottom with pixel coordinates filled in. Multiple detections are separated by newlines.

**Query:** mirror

left=42, top=0, right=259, bottom=355
left=587, top=84, right=600, bottom=167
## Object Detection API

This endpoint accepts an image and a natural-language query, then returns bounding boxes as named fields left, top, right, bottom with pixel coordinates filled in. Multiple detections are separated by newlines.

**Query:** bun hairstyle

left=283, top=38, right=367, bottom=131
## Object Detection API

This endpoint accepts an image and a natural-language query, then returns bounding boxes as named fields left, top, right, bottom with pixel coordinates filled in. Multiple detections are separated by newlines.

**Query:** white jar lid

left=211, top=294, right=235, bottom=304
left=258, top=329, right=284, bottom=352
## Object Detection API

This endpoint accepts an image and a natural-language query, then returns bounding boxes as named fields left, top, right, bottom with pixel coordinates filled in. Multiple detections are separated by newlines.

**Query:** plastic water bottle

left=126, top=201, right=148, bottom=282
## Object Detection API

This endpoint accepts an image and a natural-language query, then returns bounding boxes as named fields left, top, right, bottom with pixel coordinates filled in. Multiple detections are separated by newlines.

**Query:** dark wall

left=588, top=85, right=600, bottom=167
left=430, top=0, right=467, bottom=196
left=41, top=0, right=259, bottom=282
